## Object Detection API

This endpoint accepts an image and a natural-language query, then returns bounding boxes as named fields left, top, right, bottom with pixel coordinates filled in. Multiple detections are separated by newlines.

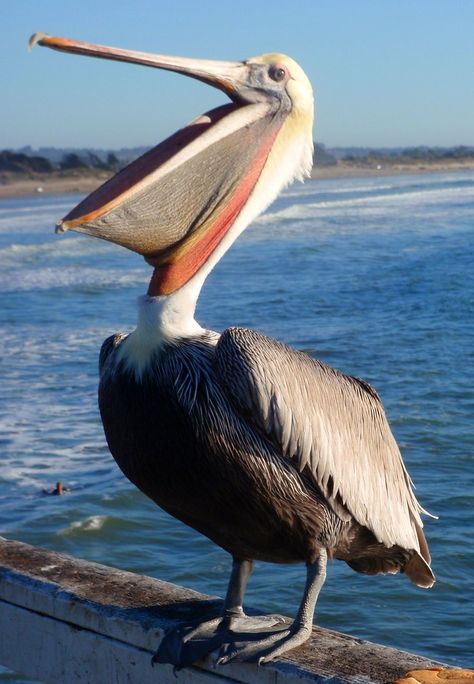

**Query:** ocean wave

left=257, top=183, right=474, bottom=226
left=0, top=234, right=117, bottom=265
left=282, top=170, right=474, bottom=200
left=284, top=182, right=396, bottom=198
left=57, top=515, right=108, bottom=535
left=0, top=206, right=74, bottom=232
left=0, top=200, right=76, bottom=217
left=0, top=265, right=148, bottom=292
left=0, top=215, right=58, bottom=232
left=1, top=324, right=123, bottom=362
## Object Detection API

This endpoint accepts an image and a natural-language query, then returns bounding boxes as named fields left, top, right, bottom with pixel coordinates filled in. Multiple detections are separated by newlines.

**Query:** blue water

left=1, top=171, right=473, bottom=679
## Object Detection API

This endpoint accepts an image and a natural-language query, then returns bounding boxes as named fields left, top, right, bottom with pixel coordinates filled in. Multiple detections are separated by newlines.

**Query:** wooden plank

left=0, top=539, right=444, bottom=684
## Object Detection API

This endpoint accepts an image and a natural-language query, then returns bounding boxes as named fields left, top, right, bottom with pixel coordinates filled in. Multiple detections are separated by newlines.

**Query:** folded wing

left=215, top=327, right=431, bottom=558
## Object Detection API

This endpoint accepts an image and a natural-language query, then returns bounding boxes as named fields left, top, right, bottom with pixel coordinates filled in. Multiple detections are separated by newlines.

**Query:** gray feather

left=215, top=326, right=428, bottom=553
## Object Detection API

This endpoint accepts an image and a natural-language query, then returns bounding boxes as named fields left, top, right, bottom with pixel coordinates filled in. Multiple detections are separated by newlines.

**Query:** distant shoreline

left=310, top=159, right=474, bottom=180
left=0, top=172, right=111, bottom=199
left=1, top=161, right=474, bottom=199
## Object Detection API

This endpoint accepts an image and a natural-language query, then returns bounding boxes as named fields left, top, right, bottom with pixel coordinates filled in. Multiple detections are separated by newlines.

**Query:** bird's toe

left=152, top=618, right=222, bottom=669
left=215, top=622, right=312, bottom=665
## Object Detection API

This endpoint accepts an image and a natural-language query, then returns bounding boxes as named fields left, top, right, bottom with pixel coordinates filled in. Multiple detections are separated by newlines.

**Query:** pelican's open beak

left=29, top=32, right=249, bottom=103
left=30, top=33, right=285, bottom=294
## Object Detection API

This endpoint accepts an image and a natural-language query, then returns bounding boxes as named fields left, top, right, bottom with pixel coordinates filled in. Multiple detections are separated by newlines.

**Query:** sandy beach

left=1, top=161, right=474, bottom=199
left=310, top=159, right=474, bottom=179
left=0, top=172, right=111, bottom=199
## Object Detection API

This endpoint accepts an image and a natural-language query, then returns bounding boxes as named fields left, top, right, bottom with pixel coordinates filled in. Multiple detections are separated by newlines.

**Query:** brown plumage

left=99, top=327, right=433, bottom=589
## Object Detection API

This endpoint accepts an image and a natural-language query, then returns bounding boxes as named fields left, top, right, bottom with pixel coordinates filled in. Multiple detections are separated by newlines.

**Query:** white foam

left=57, top=515, right=108, bottom=535
left=0, top=265, right=147, bottom=292
left=0, top=235, right=113, bottom=266
left=284, top=182, right=395, bottom=198
left=0, top=206, right=74, bottom=232
left=257, top=182, right=474, bottom=227
left=0, top=200, right=76, bottom=216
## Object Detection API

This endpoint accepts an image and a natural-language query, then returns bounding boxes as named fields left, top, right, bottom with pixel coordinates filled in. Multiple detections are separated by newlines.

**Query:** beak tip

left=28, top=32, right=49, bottom=51
left=55, top=220, right=67, bottom=234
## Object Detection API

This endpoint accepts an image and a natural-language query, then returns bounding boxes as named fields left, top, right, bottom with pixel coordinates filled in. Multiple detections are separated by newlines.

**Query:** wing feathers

left=215, top=326, right=430, bottom=555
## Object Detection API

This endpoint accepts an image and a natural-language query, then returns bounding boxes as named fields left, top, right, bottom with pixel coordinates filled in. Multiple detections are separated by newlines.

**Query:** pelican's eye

left=269, top=64, right=287, bottom=82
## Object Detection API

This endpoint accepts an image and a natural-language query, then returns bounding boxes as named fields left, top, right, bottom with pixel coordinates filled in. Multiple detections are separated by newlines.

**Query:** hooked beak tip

left=29, top=32, right=50, bottom=51
left=55, top=221, right=67, bottom=234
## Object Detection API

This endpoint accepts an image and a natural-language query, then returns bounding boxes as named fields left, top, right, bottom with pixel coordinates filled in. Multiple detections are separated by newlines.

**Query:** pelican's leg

left=216, top=548, right=327, bottom=665
left=214, top=557, right=285, bottom=628
left=152, top=557, right=284, bottom=668
left=215, top=557, right=286, bottom=631
left=220, top=557, right=253, bottom=626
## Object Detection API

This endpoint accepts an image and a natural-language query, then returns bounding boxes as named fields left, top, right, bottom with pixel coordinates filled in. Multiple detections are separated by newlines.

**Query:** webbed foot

left=216, top=621, right=312, bottom=665
left=152, top=613, right=286, bottom=669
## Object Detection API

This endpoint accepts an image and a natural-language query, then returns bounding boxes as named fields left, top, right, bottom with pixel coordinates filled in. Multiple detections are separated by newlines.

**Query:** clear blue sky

left=2, top=0, right=474, bottom=150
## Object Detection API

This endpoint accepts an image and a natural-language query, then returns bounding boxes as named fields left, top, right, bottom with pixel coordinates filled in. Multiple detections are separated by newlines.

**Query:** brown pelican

left=32, top=33, right=435, bottom=667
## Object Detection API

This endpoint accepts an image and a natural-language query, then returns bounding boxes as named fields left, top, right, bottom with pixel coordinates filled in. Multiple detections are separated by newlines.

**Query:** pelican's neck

left=117, top=285, right=205, bottom=379
left=139, top=284, right=205, bottom=342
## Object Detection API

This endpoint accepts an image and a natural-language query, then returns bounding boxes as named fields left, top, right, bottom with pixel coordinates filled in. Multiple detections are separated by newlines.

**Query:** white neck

left=116, top=292, right=204, bottom=379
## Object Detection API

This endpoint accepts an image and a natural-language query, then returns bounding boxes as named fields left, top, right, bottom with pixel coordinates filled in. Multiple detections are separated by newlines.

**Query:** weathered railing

left=0, top=538, right=444, bottom=683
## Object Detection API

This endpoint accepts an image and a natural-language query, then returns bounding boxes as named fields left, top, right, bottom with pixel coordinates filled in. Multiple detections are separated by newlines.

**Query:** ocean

left=1, top=170, right=473, bottom=679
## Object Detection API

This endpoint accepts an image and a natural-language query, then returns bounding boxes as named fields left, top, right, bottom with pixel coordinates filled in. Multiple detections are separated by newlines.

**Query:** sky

left=2, top=0, right=474, bottom=150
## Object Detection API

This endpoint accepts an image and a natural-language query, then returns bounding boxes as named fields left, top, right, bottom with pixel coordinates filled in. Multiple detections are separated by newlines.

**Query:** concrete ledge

left=0, top=538, right=443, bottom=683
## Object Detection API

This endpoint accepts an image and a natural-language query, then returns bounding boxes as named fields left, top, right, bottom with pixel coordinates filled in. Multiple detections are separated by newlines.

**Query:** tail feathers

left=405, top=551, right=436, bottom=588
left=347, top=550, right=435, bottom=589
left=416, top=521, right=432, bottom=565
left=346, top=557, right=400, bottom=576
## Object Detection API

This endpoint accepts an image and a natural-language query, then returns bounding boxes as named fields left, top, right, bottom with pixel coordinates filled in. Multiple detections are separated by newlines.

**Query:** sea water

left=1, top=171, right=473, bottom=679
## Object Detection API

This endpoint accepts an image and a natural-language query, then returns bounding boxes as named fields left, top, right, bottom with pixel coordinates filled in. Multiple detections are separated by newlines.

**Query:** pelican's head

left=246, top=51, right=313, bottom=117
left=30, top=34, right=314, bottom=296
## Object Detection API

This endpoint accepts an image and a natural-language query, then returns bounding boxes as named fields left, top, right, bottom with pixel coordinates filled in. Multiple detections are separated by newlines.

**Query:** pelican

left=32, top=33, right=435, bottom=667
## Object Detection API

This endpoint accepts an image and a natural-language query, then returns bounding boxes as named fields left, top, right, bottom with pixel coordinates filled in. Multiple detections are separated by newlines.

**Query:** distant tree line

left=0, top=150, right=55, bottom=174
left=343, top=145, right=474, bottom=164
left=0, top=150, right=120, bottom=174
left=59, top=151, right=120, bottom=171
left=2, top=145, right=474, bottom=176
left=313, top=143, right=338, bottom=166
left=399, top=145, right=474, bottom=160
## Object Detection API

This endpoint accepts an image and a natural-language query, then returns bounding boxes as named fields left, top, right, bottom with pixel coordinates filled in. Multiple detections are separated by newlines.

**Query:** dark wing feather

left=215, top=327, right=429, bottom=554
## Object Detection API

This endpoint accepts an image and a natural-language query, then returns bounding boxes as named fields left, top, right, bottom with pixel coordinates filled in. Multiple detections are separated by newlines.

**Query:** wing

left=214, top=327, right=429, bottom=555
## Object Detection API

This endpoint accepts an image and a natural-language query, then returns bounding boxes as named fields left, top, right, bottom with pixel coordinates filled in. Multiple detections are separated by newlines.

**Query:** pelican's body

left=33, top=32, right=435, bottom=666
left=99, top=326, right=327, bottom=567
left=99, top=316, right=429, bottom=575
